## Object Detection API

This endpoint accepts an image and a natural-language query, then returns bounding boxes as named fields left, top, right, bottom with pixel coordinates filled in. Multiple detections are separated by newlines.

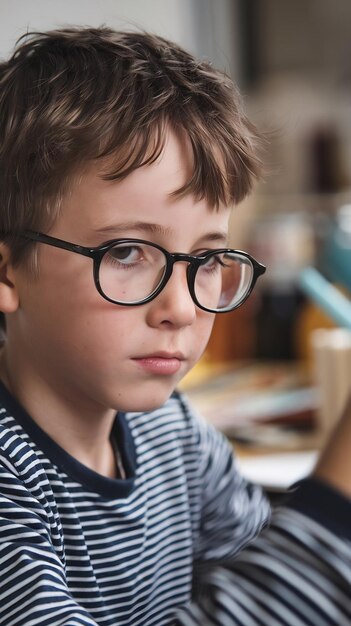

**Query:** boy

left=0, top=27, right=349, bottom=626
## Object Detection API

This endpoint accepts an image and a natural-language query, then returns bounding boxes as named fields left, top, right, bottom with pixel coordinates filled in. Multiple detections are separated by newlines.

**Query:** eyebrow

left=95, top=221, right=172, bottom=237
left=94, top=221, right=228, bottom=245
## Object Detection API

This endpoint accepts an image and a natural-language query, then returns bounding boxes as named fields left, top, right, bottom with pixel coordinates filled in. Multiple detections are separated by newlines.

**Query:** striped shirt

left=0, top=381, right=349, bottom=625
left=176, top=481, right=351, bottom=626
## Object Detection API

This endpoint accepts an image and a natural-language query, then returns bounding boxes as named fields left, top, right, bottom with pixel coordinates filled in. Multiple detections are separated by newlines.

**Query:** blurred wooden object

left=205, top=297, right=257, bottom=363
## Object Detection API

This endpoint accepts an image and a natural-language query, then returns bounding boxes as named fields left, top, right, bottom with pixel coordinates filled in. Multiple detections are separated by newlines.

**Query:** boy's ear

left=0, top=243, right=20, bottom=313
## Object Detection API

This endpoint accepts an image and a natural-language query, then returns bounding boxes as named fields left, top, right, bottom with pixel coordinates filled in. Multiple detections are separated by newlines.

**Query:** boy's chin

left=114, top=386, right=177, bottom=414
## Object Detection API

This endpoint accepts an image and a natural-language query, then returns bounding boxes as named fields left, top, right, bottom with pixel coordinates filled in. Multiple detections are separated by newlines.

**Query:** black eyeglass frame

left=20, top=230, right=266, bottom=313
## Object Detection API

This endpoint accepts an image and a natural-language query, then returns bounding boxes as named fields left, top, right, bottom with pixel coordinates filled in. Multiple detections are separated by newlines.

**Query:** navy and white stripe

left=0, top=381, right=350, bottom=625
left=0, top=382, right=269, bottom=625
left=175, top=481, right=351, bottom=626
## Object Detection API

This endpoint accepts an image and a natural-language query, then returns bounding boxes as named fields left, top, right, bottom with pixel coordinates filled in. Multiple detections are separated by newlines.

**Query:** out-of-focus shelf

left=180, top=360, right=323, bottom=489
left=181, top=361, right=319, bottom=435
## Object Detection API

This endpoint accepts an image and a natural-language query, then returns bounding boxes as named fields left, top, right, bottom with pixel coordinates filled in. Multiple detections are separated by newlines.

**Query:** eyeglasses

left=21, top=230, right=266, bottom=313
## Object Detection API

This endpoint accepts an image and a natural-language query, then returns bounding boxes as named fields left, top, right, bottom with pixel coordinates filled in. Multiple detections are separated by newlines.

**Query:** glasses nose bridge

left=168, top=251, right=199, bottom=273
left=170, top=252, right=197, bottom=264
left=165, top=251, right=198, bottom=293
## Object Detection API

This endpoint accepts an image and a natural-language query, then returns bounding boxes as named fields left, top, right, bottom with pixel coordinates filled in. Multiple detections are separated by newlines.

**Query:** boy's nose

left=145, top=263, right=197, bottom=329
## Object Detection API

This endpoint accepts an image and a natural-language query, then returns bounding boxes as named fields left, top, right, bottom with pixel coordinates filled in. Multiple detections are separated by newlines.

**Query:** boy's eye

left=108, top=245, right=142, bottom=264
left=201, top=253, right=226, bottom=270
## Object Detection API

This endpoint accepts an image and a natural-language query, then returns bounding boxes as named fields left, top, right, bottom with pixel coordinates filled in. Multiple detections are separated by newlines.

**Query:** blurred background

left=1, top=0, right=351, bottom=487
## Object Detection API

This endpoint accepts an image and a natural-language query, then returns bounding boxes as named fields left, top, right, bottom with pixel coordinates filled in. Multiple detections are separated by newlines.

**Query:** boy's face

left=10, top=130, right=231, bottom=413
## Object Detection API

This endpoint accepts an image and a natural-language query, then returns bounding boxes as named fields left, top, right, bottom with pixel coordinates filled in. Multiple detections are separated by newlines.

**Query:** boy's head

left=0, top=27, right=260, bottom=268
left=0, top=27, right=263, bottom=414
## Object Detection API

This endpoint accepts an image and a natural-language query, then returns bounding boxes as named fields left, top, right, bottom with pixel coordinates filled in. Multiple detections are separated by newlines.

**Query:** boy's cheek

left=197, top=314, right=217, bottom=348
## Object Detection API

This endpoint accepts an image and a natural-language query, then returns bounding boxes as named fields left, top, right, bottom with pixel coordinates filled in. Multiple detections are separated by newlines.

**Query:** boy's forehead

left=68, top=130, right=189, bottom=197
left=57, top=173, right=230, bottom=248
left=58, top=131, right=231, bottom=241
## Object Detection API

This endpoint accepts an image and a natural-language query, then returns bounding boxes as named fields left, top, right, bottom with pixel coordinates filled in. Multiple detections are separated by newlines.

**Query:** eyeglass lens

left=194, top=252, right=253, bottom=311
left=98, top=242, right=254, bottom=311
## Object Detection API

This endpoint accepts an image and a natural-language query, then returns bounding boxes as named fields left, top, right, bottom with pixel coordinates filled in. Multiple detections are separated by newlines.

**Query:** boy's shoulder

left=125, top=390, right=231, bottom=477
left=0, top=406, right=33, bottom=464
left=0, top=405, right=53, bottom=494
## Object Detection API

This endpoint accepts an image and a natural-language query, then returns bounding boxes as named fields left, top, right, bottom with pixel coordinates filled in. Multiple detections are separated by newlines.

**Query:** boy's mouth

left=132, top=352, right=185, bottom=375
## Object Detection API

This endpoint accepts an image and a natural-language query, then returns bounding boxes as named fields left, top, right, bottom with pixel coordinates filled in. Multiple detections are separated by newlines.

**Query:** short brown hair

left=0, top=27, right=261, bottom=265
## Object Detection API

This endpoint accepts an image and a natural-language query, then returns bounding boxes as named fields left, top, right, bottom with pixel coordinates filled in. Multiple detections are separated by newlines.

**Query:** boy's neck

left=0, top=348, right=119, bottom=479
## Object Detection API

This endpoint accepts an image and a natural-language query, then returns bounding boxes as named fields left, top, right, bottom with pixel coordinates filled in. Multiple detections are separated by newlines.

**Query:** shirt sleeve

left=174, top=477, right=351, bottom=626
left=177, top=393, right=271, bottom=564
left=0, top=438, right=98, bottom=626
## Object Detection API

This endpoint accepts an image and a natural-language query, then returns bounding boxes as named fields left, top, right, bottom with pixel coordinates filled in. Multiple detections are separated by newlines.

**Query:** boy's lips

left=132, top=352, right=185, bottom=375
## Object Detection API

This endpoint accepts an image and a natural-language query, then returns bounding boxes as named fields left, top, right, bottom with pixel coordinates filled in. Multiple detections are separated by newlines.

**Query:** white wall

left=0, top=0, right=240, bottom=79
left=0, top=0, right=199, bottom=57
